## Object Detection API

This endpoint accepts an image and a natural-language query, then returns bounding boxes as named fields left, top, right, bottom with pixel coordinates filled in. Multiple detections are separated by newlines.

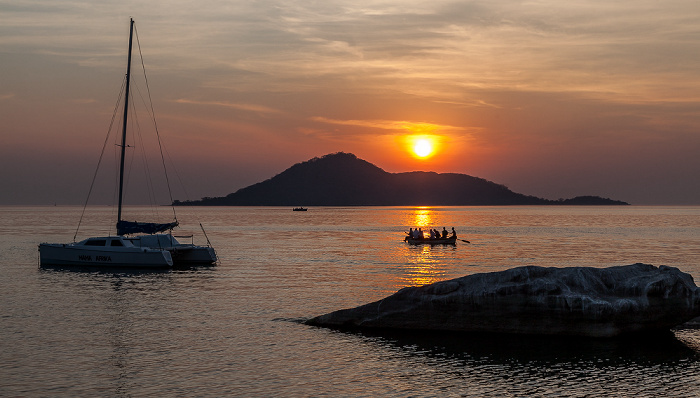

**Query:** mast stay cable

left=133, top=23, right=178, bottom=224
left=73, top=79, right=127, bottom=241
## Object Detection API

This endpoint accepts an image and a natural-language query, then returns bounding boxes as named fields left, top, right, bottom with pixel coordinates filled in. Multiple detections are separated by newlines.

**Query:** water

left=2, top=206, right=700, bottom=397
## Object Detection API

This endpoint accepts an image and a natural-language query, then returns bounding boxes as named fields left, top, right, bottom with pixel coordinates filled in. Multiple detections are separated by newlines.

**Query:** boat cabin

left=128, top=234, right=182, bottom=249
left=77, top=237, right=136, bottom=248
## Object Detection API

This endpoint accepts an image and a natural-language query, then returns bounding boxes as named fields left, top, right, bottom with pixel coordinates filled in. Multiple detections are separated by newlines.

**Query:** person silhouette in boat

left=451, top=227, right=457, bottom=238
left=441, top=227, right=448, bottom=239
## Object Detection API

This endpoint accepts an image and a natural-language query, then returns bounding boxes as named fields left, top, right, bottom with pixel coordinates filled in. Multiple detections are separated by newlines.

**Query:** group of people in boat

left=407, top=227, right=457, bottom=240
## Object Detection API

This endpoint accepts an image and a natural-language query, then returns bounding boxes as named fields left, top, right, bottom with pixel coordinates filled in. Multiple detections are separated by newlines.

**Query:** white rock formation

left=306, top=264, right=700, bottom=337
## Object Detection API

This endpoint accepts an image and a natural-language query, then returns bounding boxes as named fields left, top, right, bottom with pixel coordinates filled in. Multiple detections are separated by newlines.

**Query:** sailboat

left=39, top=19, right=216, bottom=268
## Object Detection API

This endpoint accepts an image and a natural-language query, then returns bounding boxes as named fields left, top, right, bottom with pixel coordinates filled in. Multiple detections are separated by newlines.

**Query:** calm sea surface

left=2, top=206, right=700, bottom=397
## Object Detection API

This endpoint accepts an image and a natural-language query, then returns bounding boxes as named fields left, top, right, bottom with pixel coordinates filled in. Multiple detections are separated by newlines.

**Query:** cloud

left=173, top=98, right=284, bottom=114
left=311, top=116, right=464, bottom=135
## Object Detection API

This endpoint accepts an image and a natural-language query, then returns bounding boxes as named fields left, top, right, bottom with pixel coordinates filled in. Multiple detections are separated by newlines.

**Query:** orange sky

left=2, top=1, right=700, bottom=204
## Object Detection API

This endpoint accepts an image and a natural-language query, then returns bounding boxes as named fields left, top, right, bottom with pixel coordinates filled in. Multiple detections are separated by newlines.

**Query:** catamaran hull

left=38, top=244, right=173, bottom=268
left=170, top=246, right=217, bottom=266
left=127, top=234, right=217, bottom=266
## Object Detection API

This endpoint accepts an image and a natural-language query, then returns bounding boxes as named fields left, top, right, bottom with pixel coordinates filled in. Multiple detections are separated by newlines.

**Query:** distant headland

left=174, top=152, right=629, bottom=206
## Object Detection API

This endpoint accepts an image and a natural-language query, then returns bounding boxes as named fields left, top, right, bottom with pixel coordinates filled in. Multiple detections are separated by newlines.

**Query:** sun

left=413, top=139, right=433, bottom=158
left=401, top=133, right=441, bottom=160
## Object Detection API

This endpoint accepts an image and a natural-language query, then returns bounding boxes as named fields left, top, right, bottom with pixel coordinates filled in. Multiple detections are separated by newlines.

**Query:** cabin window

left=110, top=240, right=124, bottom=247
left=85, top=240, right=107, bottom=246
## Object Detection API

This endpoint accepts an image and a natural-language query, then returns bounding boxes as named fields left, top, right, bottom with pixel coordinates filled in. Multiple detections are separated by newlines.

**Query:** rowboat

left=404, top=236, right=457, bottom=245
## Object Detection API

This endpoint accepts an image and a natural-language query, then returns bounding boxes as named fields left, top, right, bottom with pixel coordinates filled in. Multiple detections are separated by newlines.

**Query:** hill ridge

left=174, top=152, right=629, bottom=206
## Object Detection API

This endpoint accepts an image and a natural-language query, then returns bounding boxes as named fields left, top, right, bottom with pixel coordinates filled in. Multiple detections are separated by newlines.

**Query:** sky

left=2, top=0, right=700, bottom=205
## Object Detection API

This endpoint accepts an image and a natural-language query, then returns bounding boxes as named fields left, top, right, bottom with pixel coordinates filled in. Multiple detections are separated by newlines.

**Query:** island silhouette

left=174, top=152, right=629, bottom=206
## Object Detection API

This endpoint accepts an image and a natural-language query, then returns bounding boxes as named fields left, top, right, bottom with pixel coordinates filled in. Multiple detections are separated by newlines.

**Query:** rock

left=306, top=264, right=700, bottom=337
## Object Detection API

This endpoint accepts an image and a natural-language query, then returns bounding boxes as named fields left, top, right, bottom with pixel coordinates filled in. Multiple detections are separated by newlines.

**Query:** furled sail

left=117, top=220, right=179, bottom=236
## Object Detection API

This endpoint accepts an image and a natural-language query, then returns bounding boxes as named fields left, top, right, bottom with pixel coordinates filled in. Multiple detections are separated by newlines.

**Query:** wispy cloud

left=173, top=99, right=284, bottom=114
left=311, top=117, right=463, bottom=134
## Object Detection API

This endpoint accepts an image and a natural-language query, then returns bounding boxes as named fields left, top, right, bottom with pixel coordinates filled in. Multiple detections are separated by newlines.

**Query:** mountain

left=174, top=152, right=629, bottom=206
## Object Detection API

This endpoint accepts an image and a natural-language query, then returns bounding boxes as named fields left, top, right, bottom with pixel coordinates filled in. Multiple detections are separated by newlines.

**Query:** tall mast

left=117, top=18, right=134, bottom=229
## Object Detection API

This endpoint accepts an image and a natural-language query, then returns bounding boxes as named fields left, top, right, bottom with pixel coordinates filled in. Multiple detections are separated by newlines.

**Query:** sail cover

left=117, top=220, right=179, bottom=236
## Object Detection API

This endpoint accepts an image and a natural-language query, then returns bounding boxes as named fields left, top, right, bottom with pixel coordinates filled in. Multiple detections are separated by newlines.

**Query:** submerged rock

left=306, top=264, right=700, bottom=337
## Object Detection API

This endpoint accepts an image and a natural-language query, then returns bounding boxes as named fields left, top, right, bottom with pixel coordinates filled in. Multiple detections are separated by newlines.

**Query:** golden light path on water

left=411, top=207, right=434, bottom=228
left=401, top=207, right=455, bottom=287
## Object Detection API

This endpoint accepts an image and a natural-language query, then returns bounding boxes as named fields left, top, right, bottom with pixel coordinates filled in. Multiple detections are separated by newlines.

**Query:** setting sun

left=413, top=139, right=433, bottom=158
left=403, top=134, right=440, bottom=160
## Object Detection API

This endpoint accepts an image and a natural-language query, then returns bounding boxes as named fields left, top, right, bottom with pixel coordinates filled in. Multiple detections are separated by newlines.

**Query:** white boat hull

left=39, top=242, right=173, bottom=268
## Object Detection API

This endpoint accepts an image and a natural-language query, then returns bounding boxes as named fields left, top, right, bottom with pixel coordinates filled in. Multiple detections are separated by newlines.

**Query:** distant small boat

left=293, top=207, right=308, bottom=211
left=404, top=236, right=457, bottom=245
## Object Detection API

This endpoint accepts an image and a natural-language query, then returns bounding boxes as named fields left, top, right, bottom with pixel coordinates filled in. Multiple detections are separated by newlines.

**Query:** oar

left=460, top=239, right=470, bottom=244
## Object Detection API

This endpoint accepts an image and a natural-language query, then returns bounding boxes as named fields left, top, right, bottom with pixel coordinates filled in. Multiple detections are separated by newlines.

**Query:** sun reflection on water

left=398, top=206, right=455, bottom=287
left=399, top=244, right=454, bottom=287
left=412, top=207, right=434, bottom=231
